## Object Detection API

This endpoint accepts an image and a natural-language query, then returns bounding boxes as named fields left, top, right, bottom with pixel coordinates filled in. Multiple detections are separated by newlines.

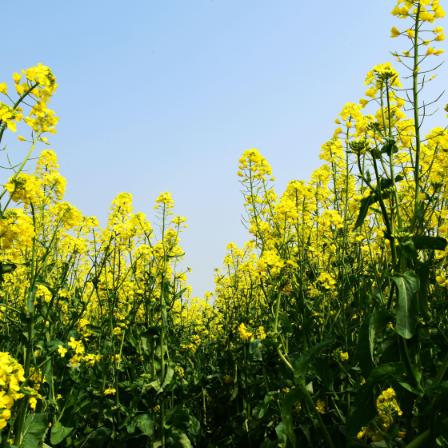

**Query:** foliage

left=1, top=1, right=448, bottom=447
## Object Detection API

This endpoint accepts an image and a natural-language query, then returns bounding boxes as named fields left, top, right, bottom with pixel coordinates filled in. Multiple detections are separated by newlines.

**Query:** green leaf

left=278, top=387, right=301, bottom=448
left=381, top=139, right=397, bottom=156
left=354, top=194, right=376, bottom=229
left=50, top=421, right=73, bottom=445
left=177, top=432, right=193, bottom=448
left=392, top=271, right=420, bottom=339
left=159, top=365, right=174, bottom=393
left=413, top=235, right=447, bottom=251
left=357, top=308, right=390, bottom=376
left=249, top=339, right=263, bottom=361
left=0, top=262, right=17, bottom=275
left=354, top=179, right=393, bottom=229
left=293, top=341, right=331, bottom=382
left=136, top=414, right=154, bottom=437
left=22, top=413, right=48, bottom=448
left=368, top=362, right=406, bottom=384
left=275, top=422, right=288, bottom=446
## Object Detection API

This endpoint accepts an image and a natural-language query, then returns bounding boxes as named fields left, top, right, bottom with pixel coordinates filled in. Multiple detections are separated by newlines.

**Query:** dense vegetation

left=1, top=1, right=447, bottom=446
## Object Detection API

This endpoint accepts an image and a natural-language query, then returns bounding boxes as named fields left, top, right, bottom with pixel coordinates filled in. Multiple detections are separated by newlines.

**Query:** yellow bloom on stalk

left=339, top=351, right=349, bottom=362
left=0, top=83, right=7, bottom=94
left=257, top=249, right=284, bottom=276
left=50, top=202, right=82, bottom=229
left=364, top=63, right=402, bottom=99
left=68, top=337, right=85, bottom=355
left=35, top=284, right=52, bottom=303
left=256, top=326, right=267, bottom=340
left=28, top=396, right=37, bottom=411
left=238, top=148, right=273, bottom=180
left=433, top=26, right=445, bottom=41
left=0, top=353, right=25, bottom=430
left=436, top=270, right=448, bottom=287
left=5, top=173, right=44, bottom=205
left=36, top=149, right=59, bottom=173
left=154, top=192, right=175, bottom=211
left=104, top=387, right=116, bottom=396
left=238, top=323, right=253, bottom=342
left=317, top=272, right=337, bottom=290
left=174, top=366, right=185, bottom=379
left=0, top=208, right=35, bottom=250
left=392, top=0, right=445, bottom=22
left=24, top=103, right=58, bottom=135
left=390, top=26, right=401, bottom=37
left=0, top=103, right=23, bottom=132
left=83, top=354, right=101, bottom=366
left=57, top=345, right=67, bottom=358
left=315, top=399, right=326, bottom=414
left=426, top=46, right=444, bottom=55
left=112, top=326, right=122, bottom=336
left=376, top=387, right=403, bottom=430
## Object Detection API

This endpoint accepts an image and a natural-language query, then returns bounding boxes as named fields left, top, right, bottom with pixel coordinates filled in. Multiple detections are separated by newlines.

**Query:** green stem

left=412, top=4, right=422, bottom=233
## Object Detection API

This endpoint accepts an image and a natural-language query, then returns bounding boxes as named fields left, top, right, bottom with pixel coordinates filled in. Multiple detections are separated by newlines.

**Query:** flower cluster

left=0, top=353, right=25, bottom=431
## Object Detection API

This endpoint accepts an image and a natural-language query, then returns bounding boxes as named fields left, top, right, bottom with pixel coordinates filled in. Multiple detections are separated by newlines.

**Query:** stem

left=412, top=4, right=422, bottom=233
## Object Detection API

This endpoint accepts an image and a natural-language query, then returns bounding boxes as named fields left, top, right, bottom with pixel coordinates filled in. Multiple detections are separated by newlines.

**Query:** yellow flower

left=29, top=396, right=37, bottom=411
left=35, top=284, right=52, bottom=303
left=104, top=387, right=116, bottom=396
left=238, top=323, right=253, bottom=342
left=154, top=192, right=174, bottom=210
left=57, top=345, right=67, bottom=358
left=316, top=399, right=326, bottom=414
left=390, top=26, right=400, bottom=37
left=376, top=387, right=402, bottom=429
left=0, top=353, right=25, bottom=429
left=256, top=326, right=267, bottom=341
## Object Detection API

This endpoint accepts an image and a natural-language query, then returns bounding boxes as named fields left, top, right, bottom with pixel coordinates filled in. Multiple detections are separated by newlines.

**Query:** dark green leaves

left=50, top=421, right=73, bottom=445
left=392, top=271, right=420, bottom=339
left=357, top=307, right=390, bottom=375
left=412, top=235, right=447, bottom=251
left=22, top=413, right=48, bottom=448
left=354, top=178, right=394, bottom=229
left=381, top=139, right=398, bottom=156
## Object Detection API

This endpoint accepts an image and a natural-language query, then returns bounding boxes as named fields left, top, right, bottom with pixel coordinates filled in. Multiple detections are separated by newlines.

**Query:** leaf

left=177, top=432, right=193, bottom=448
left=357, top=308, right=390, bottom=376
left=275, top=422, right=288, bottom=446
left=354, top=179, right=393, bottom=229
left=0, top=262, right=17, bottom=275
left=278, top=387, right=302, bottom=448
left=392, top=271, right=420, bottom=339
left=367, top=362, right=406, bottom=384
left=136, top=414, right=154, bottom=437
left=293, top=340, right=331, bottom=382
left=354, top=194, right=377, bottom=229
left=50, top=421, right=73, bottom=445
left=249, top=339, right=263, bottom=361
left=22, top=413, right=48, bottom=448
left=159, top=365, right=174, bottom=393
left=381, top=139, right=397, bottom=156
left=412, top=235, right=447, bottom=251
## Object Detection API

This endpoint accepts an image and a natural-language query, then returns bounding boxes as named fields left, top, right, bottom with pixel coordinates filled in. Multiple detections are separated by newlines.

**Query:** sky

left=1, top=1, right=447, bottom=296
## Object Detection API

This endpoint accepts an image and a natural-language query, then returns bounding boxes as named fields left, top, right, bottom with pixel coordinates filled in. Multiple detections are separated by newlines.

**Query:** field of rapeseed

left=1, top=1, right=448, bottom=447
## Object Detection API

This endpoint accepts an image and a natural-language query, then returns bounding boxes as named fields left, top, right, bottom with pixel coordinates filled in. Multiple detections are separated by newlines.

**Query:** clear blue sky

left=2, top=1, right=447, bottom=296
